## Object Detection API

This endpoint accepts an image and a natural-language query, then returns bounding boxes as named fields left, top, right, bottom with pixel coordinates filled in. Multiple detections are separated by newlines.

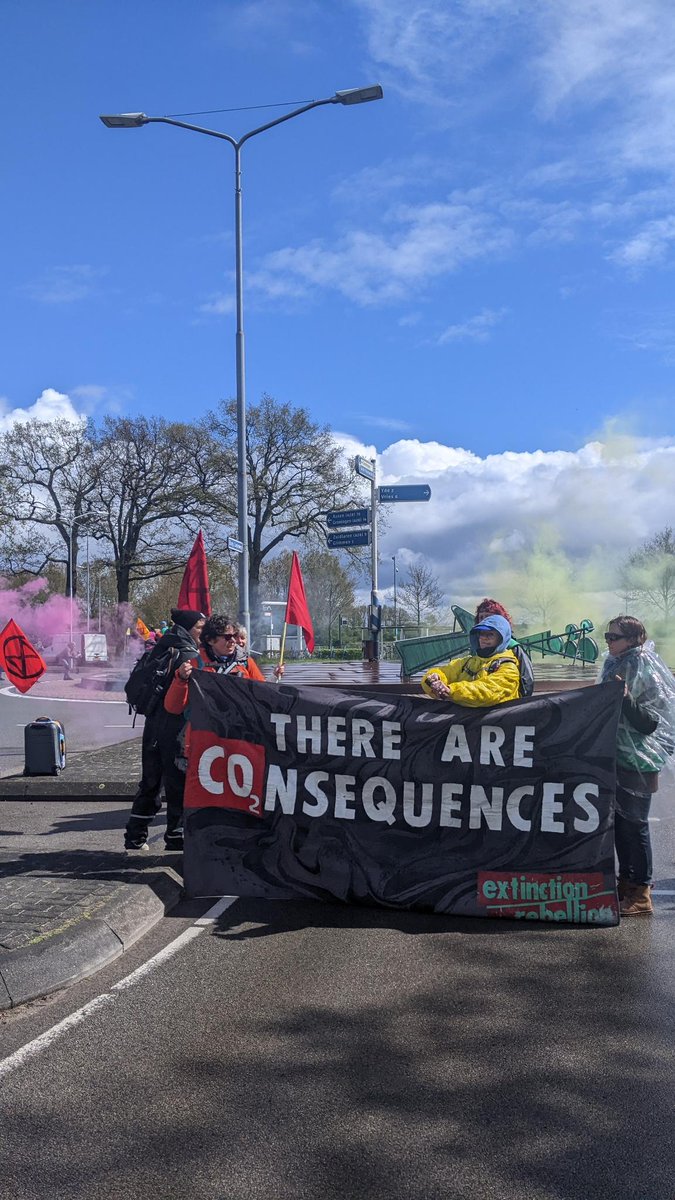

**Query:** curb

left=0, top=780, right=137, bottom=801
left=0, top=865, right=183, bottom=1010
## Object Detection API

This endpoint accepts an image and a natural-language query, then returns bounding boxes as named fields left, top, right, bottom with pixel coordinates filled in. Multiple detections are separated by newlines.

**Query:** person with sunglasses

left=165, top=616, right=265, bottom=711
left=599, top=615, right=675, bottom=915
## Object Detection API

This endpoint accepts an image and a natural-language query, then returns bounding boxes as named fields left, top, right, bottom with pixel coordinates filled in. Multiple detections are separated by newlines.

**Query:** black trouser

left=615, top=785, right=653, bottom=887
left=125, top=712, right=186, bottom=843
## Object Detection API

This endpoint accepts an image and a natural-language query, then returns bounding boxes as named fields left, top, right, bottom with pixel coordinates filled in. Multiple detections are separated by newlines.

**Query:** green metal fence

left=394, top=610, right=599, bottom=680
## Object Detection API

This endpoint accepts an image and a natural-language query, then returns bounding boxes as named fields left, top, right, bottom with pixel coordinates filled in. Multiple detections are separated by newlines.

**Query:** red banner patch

left=184, top=728, right=266, bottom=817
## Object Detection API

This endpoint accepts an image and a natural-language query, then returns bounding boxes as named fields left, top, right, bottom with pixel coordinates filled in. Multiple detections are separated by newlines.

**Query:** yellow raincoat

left=421, top=646, right=520, bottom=707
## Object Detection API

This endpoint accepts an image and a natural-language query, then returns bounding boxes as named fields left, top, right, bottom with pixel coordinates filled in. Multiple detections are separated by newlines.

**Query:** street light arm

left=145, top=116, right=237, bottom=148
left=136, top=86, right=382, bottom=149
left=237, top=96, right=336, bottom=147
left=146, top=98, right=336, bottom=149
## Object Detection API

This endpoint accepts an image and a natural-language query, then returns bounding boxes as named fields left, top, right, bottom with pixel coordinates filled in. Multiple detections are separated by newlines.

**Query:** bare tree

left=398, top=562, right=445, bottom=631
left=0, top=418, right=99, bottom=595
left=91, top=416, right=216, bottom=603
left=622, top=527, right=675, bottom=618
left=196, top=395, right=362, bottom=628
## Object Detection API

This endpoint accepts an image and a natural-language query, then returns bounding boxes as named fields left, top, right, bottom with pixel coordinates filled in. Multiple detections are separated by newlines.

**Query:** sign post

left=324, top=465, right=432, bottom=663
left=353, top=455, right=379, bottom=660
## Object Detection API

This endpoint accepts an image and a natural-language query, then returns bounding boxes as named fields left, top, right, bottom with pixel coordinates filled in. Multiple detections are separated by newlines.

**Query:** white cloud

left=372, top=430, right=675, bottom=598
left=198, top=292, right=236, bottom=316
left=249, top=201, right=513, bottom=306
left=437, top=307, right=508, bottom=344
left=22, top=265, right=107, bottom=304
left=609, top=216, right=675, bottom=270
left=0, top=388, right=83, bottom=432
left=211, top=0, right=322, bottom=53
left=353, top=0, right=526, bottom=104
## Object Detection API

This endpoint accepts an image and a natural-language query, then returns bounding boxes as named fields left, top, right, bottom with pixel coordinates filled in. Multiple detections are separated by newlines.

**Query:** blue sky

left=2, top=0, right=674, bottom=615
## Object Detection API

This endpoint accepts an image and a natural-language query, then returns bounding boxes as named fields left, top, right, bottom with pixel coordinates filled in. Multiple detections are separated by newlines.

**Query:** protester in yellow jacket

left=421, top=614, right=520, bottom=707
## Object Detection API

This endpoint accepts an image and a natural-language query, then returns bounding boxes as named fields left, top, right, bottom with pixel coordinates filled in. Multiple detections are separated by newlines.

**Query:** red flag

left=0, top=618, right=47, bottom=694
left=284, top=551, right=314, bottom=653
left=177, top=530, right=212, bottom=616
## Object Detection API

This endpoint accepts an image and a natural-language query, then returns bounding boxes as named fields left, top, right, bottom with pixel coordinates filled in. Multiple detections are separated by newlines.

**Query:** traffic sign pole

left=370, top=462, right=379, bottom=660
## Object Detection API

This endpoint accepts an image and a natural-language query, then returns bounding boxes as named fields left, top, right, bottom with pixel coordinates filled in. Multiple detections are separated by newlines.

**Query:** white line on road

left=0, top=895, right=239, bottom=1080
left=0, top=686, right=125, bottom=705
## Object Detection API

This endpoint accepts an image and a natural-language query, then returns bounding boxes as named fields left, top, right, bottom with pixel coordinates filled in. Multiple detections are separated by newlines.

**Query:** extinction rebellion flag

left=183, top=674, right=623, bottom=925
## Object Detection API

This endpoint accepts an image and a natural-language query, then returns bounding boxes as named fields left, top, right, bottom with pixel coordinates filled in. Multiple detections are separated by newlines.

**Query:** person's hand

left=615, top=674, right=628, bottom=697
left=428, top=674, right=451, bottom=699
left=178, top=660, right=195, bottom=682
left=273, top=663, right=285, bottom=679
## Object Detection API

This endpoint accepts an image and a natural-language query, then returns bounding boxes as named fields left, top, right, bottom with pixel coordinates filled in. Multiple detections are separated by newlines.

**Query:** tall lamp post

left=67, top=513, right=106, bottom=645
left=392, top=555, right=398, bottom=642
left=100, top=85, right=383, bottom=632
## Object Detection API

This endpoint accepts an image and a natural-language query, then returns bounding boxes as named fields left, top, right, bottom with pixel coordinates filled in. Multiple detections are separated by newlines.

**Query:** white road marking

left=652, top=889, right=675, bottom=895
left=1, top=686, right=125, bottom=705
left=0, top=895, right=239, bottom=1080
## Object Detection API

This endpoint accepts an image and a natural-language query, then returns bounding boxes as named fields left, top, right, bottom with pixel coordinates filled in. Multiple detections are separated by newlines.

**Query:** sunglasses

left=604, top=633, right=626, bottom=643
left=221, top=632, right=237, bottom=640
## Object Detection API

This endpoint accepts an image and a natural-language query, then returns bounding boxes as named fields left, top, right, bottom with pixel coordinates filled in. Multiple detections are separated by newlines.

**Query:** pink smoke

left=0, top=578, right=82, bottom=645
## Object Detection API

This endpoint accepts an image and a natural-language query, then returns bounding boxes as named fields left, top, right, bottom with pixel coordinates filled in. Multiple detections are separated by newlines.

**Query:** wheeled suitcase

left=24, top=716, right=66, bottom=776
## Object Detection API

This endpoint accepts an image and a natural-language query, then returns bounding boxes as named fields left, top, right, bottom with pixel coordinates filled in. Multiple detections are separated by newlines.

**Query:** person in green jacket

left=421, top=614, right=520, bottom=707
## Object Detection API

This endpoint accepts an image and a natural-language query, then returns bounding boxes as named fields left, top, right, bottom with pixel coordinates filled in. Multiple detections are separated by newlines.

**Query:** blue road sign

left=227, top=536, right=244, bottom=553
left=327, top=529, right=371, bottom=549
left=326, top=507, right=371, bottom=528
left=378, top=484, right=431, bottom=503
left=354, top=454, right=376, bottom=481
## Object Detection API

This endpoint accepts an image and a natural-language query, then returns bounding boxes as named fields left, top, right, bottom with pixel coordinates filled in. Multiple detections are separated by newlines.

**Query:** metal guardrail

left=394, top=612, right=599, bottom=680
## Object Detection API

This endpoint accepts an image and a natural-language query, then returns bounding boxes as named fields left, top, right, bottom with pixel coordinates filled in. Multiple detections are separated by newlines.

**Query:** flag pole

left=278, top=622, right=289, bottom=672
left=276, top=558, right=293, bottom=680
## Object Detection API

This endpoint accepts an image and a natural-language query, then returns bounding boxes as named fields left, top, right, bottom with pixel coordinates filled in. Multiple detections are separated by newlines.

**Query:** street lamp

left=392, top=555, right=399, bottom=642
left=66, top=513, right=107, bottom=645
left=100, top=85, right=384, bottom=632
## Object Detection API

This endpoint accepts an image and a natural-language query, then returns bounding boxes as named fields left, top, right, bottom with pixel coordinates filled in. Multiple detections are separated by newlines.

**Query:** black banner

left=183, top=675, right=623, bottom=925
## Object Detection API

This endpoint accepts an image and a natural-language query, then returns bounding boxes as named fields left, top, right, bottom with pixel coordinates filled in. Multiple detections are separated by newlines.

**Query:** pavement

left=0, top=738, right=183, bottom=1010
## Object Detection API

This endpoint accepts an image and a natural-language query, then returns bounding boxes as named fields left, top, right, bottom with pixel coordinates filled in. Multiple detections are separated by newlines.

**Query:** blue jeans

left=614, top=786, right=653, bottom=886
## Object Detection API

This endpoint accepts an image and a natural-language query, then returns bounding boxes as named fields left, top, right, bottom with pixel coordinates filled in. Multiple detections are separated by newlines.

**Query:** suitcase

left=24, top=716, right=66, bottom=776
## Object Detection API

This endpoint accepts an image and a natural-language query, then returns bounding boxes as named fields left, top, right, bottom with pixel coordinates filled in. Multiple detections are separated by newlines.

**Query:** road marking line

left=1, top=686, right=125, bottom=705
left=0, top=894, right=238, bottom=1080
left=194, top=896, right=238, bottom=925
left=652, top=889, right=675, bottom=895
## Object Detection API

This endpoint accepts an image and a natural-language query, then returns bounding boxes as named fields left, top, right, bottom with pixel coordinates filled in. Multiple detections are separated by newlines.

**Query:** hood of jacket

left=154, top=625, right=201, bottom=663
left=469, top=614, right=512, bottom=656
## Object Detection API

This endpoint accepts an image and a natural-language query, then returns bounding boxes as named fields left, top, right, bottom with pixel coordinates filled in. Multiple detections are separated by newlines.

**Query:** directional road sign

left=378, top=484, right=431, bottom=503
left=227, top=536, right=244, bottom=553
left=327, top=529, right=371, bottom=549
left=326, top=507, right=371, bottom=528
left=354, top=455, right=376, bottom=482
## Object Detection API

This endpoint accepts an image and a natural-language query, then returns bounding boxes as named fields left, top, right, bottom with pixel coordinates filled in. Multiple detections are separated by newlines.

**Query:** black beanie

left=171, top=608, right=205, bottom=631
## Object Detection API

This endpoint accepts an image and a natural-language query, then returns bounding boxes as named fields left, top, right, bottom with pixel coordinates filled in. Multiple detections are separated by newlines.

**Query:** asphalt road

left=0, top=683, right=137, bottom=777
left=1, top=786, right=674, bottom=1200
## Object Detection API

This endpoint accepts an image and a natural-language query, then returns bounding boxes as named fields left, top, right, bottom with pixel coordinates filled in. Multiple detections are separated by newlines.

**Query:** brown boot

left=620, top=884, right=653, bottom=916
